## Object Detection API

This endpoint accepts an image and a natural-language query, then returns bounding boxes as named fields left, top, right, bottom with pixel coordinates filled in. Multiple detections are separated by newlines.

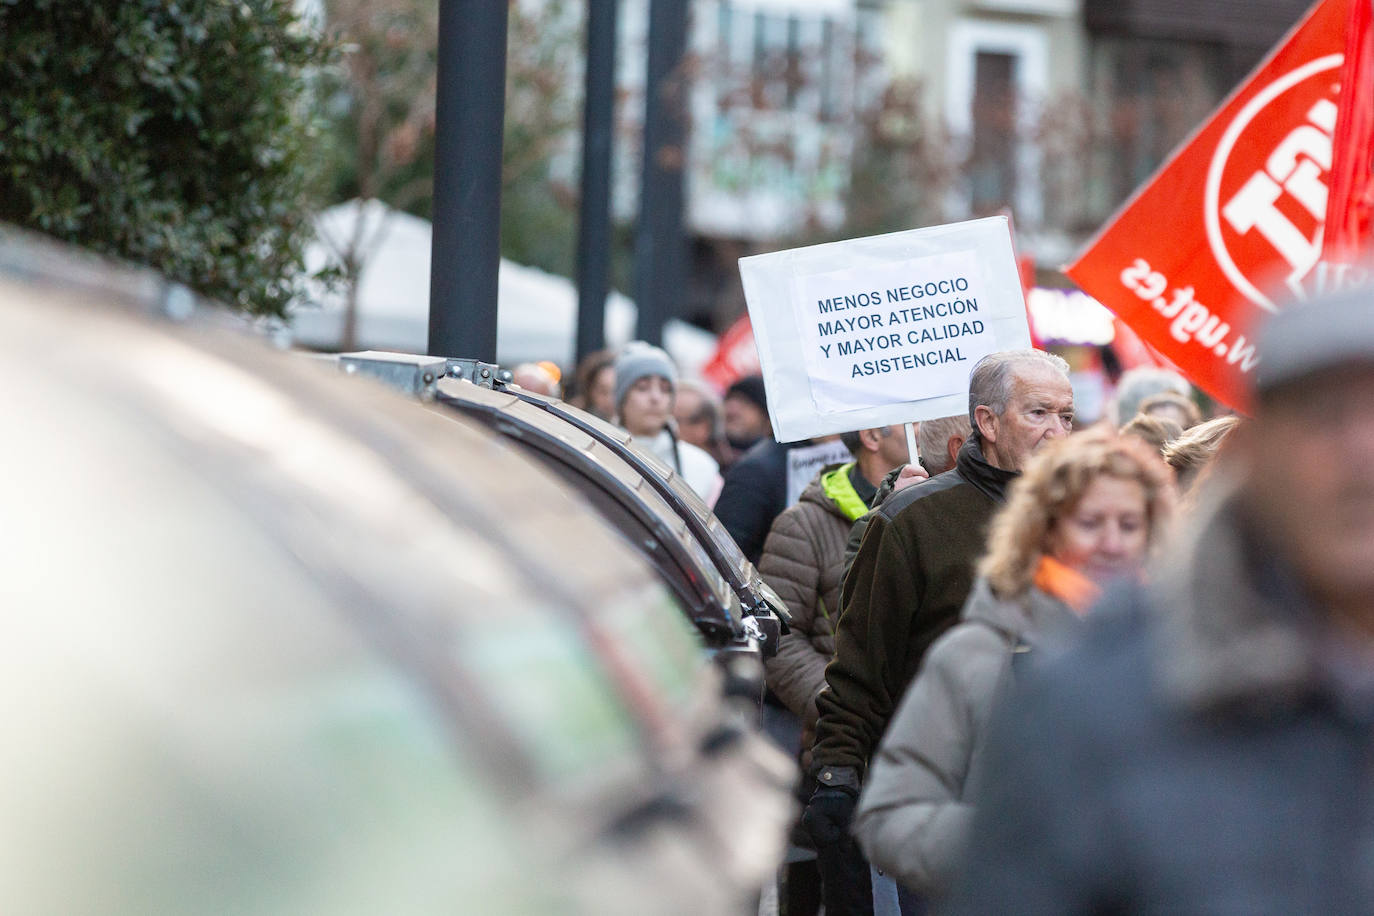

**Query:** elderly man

left=947, top=289, right=1374, bottom=913
left=803, top=349, right=1073, bottom=916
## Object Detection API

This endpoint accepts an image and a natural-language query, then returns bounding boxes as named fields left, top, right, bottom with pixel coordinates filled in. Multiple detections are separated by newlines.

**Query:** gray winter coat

left=851, top=577, right=1077, bottom=897
left=946, top=476, right=1374, bottom=915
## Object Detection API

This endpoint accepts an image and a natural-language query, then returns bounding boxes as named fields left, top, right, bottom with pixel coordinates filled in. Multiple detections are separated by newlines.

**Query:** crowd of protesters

left=753, top=283, right=1374, bottom=916
left=541, top=282, right=1374, bottom=915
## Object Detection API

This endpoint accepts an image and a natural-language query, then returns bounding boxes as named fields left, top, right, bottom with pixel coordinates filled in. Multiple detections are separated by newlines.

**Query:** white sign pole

left=904, top=422, right=919, bottom=466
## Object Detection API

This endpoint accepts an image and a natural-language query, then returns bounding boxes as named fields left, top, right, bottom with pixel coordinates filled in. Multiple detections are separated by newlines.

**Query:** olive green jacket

left=812, top=439, right=1016, bottom=785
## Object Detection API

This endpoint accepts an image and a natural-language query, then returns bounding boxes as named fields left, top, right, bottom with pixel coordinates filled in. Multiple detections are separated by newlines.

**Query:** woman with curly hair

left=852, top=429, right=1175, bottom=902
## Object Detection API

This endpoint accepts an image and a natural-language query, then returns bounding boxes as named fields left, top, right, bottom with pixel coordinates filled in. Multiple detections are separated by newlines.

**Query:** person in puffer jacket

left=760, top=426, right=910, bottom=746
left=758, top=424, right=912, bottom=916
left=852, top=430, right=1174, bottom=900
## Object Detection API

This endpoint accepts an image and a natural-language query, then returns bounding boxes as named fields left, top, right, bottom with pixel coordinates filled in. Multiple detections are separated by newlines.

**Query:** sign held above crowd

left=739, top=217, right=1032, bottom=443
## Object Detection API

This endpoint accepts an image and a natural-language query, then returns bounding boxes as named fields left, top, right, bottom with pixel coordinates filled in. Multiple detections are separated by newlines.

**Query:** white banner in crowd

left=739, top=217, right=1032, bottom=442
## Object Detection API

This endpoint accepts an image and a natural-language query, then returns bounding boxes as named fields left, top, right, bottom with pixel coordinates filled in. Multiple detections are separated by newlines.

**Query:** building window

left=970, top=51, right=1018, bottom=215
left=947, top=20, right=1049, bottom=225
left=1085, top=37, right=1232, bottom=221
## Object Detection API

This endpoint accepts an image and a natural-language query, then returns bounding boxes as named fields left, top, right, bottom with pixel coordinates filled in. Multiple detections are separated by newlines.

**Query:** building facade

left=597, top=0, right=1315, bottom=327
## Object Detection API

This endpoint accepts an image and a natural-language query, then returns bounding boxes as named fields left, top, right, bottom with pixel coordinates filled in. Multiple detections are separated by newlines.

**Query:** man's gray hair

left=968, top=349, right=1071, bottom=438
left=917, top=414, right=972, bottom=474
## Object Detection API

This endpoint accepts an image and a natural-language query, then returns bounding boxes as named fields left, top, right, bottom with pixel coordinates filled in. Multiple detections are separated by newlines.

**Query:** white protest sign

left=739, top=217, right=1032, bottom=442
left=785, top=439, right=854, bottom=507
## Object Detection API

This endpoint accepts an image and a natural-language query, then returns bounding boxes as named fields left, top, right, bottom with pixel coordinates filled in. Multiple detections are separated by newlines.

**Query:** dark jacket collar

left=957, top=437, right=1019, bottom=503
left=847, top=461, right=879, bottom=508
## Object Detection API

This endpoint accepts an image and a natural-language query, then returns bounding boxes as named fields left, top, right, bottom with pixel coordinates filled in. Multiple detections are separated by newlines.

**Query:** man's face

left=980, top=365, right=1075, bottom=471
left=673, top=389, right=712, bottom=448
left=1245, top=364, right=1374, bottom=609
left=723, top=394, right=770, bottom=447
left=621, top=375, right=673, bottom=438
left=875, top=425, right=912, bottom=471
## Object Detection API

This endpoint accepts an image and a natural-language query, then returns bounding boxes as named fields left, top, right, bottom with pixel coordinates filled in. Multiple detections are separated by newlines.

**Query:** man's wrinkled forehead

left=1009, top=365, right=1074, bottom=405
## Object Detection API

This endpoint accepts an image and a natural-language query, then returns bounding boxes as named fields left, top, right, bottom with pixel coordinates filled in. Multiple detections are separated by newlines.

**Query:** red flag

left=699, top=314, right=760, bottom=393
left=1067, top=0, right=1352, bottom=411
left=1324, top=0, right=1374, bottom=262
left=1109, top=318, right=1172, bottom=372
left=1018, top=254, right=1044, bottom=349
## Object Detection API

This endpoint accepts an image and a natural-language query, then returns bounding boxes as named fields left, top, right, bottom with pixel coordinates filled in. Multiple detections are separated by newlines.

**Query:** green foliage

left=0, top=0, right=333, bottom=316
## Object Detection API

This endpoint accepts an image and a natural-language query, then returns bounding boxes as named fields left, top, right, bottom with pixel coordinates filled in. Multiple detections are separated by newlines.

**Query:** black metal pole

left=429, top=0, right=508, bottom=361
left=633, top=0, right=689, bottom=347
left=575, top=0, right=618, bottom=364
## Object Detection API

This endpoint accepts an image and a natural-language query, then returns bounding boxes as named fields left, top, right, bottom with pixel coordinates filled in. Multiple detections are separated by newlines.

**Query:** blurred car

left=0, top=227, right=793, bottom=915
left=334, top=351, right=789, bottom=672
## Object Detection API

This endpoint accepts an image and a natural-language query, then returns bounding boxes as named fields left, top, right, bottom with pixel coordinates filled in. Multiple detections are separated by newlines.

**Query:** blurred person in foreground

left=569, top=349, right=616, bottom=421
left=1137, top=389, right=1203, bottom=430
left=613, top=342, right=721, bottom=502
left=946, top=285, right=1374, bottom=914
left=853, top=430, right=1174, bottom=902
left=803, top=350, right=1074, bottom=916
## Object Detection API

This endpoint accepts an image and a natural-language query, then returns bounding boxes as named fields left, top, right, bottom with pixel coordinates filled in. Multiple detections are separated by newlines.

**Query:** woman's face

left=1047, top=475, right=1150, bottom=584
left=620, top=375, right=673, bottom=437
left=589, top=366, right=616, bottom=421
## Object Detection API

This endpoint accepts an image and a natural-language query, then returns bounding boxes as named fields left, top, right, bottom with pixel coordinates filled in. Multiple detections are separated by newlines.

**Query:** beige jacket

left=852, top=576, right=1078, bottom=897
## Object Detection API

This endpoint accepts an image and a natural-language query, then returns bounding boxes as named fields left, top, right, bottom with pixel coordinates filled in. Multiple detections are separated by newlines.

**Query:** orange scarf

left=1032, top=555, right=1101, bottom=616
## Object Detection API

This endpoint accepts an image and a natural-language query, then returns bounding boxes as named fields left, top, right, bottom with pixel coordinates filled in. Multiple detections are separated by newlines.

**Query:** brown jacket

left=759, top=463, right=871, bottom=727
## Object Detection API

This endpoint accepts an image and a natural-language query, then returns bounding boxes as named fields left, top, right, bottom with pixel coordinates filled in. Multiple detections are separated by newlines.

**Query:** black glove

left=801, top=784, right=858, bottom=847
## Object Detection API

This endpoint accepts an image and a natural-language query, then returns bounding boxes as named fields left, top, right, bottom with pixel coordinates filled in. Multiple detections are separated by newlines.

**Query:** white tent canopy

left=291, top=200, right=716, bottom=374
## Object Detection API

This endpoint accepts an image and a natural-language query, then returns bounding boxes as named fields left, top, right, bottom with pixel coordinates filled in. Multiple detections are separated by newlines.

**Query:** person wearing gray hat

left=613, top=341, right=721, bottom=503
left=944, top=284, right=1374, bottom=914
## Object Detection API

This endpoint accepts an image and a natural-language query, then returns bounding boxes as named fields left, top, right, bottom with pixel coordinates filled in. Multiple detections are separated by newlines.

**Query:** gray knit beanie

left=613, top=341, right=678, bottom=412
